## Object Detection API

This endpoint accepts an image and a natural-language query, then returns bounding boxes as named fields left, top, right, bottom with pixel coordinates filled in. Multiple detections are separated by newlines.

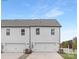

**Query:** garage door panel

left=32, top=42, right=59, bottom=52
left=5, top=43, right=28, bottom=52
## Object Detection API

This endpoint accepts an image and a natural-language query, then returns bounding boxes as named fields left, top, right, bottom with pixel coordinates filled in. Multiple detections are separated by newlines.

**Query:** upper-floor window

left=21, top=29, right=25, bottom=36
left=36, top=28, right=40, bottom=35
left=6, top=29, right=10, bottom=36
left=51, top=29, right=55, bottom=35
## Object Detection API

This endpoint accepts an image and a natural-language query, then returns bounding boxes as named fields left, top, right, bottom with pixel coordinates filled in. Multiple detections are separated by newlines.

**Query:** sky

left=1, top=0, right=77, bottom=42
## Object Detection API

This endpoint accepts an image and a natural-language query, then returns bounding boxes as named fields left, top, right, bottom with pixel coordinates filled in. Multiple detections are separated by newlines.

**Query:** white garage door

left=5, top=43, right=28, bottom=52
left=32, top=42, right=59, bottom=52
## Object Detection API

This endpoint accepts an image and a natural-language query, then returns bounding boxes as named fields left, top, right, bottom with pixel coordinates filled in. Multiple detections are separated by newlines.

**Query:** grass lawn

left=60, top=53, right=77, bottom=59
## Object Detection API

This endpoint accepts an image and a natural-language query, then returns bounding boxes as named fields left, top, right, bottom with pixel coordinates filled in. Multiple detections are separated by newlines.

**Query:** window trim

left=51, top=29, right=55, bottom=35
left=21, top=29, right=25, bottom=36
left=36, top=28, right=40, bottom=35
left=6, top=29, right=10, bottom=36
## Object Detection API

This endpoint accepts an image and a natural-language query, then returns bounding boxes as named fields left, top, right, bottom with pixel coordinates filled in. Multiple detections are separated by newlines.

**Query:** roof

left=1, top=19, right=61, bottom=27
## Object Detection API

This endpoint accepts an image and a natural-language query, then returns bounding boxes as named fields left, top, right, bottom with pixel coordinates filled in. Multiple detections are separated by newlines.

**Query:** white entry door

left=32, top=42, right=59, bottom=52
left=5, top=43, right=28, bottom=52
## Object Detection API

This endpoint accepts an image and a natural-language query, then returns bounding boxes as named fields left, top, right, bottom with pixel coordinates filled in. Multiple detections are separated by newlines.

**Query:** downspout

left=59, top=27, right=61, bottom=50
left=29, top=27, right=31, bottom=50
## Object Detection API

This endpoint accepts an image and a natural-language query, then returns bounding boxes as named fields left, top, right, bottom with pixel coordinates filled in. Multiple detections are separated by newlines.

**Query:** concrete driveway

left=27, top=52, right=64, bottom=59
left=1, top=52, right=63, bottom=59
left=1, top=53, right=23, bottom=59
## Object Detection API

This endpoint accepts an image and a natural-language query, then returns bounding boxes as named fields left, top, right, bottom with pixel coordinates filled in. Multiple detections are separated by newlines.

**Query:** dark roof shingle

left=1, top=19, right=61, bottom=27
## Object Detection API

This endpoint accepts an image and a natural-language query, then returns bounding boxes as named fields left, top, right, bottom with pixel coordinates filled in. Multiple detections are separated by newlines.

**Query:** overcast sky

left=1, top=0, right=77, bottom=42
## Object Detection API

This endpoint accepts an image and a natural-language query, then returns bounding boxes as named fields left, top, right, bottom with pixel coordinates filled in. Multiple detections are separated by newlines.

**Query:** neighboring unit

left=1, top=19, right=61, bottom=53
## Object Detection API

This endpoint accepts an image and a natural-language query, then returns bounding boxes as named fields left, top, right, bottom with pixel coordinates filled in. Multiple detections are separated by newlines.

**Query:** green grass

left=60, top=53, right=77, bottom=59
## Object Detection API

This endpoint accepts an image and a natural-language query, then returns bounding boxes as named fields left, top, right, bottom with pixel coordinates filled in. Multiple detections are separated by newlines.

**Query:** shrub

left=24, top=49, right=32, bottom=54
left=58, top=49, right=64, bottom=54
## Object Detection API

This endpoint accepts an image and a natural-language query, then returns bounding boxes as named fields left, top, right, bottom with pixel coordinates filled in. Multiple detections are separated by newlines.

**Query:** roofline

left=1, top=19, right=57, bottom=21
left=1, top=26, right=61, bottom=27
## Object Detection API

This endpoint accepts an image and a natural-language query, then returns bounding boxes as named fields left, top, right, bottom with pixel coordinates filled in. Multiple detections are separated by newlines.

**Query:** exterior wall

left=1, top=27, right=30, bottom=52
left=31, top=27, right=60, bottom=43
left=31, top=27, right=60, bottom=52
left=1, top=27, right=29, bottom=43
left=1, top=26, right=60, bottom=52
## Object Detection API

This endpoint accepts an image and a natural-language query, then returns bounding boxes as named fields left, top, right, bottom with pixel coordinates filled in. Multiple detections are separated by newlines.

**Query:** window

left=6, top=29, right=10, bottom=36
left=51, top=29, right=55, bottom=35
left=36, top=28, right=40, bottom=35
left=21, top=29, right=25, bottom=35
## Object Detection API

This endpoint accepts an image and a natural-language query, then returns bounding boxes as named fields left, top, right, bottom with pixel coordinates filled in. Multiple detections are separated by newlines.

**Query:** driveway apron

left=26, top=52, right=64, bottom=59
left=1, top=53, right=23, bottom=59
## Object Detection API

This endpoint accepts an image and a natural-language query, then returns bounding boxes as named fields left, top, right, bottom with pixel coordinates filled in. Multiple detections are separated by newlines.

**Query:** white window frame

left=51, top=29, right=55, bottom=35
left=6, top=29, right=10, bottom=36
left=21, top=29, right=25, bottom=36
left=36, top=28, right=40, bottom=35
